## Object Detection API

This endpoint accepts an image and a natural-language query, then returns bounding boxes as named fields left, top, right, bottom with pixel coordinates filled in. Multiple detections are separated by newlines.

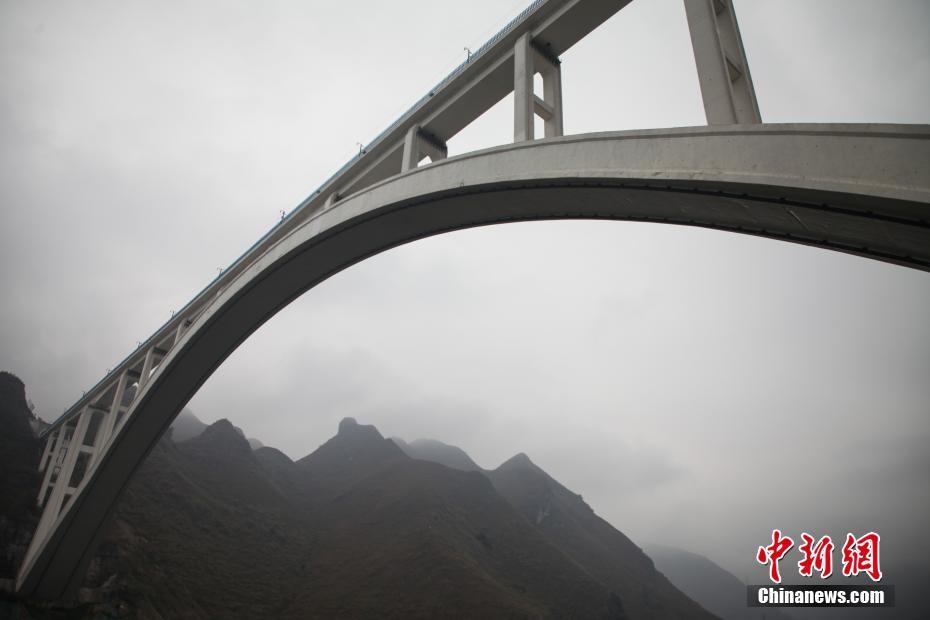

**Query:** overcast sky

left=1, top=0, right=928, bottom=586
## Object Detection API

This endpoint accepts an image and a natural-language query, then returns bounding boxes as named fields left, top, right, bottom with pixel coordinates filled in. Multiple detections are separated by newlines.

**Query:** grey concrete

left=16, top=124, right=930, bottom=599
left=540, top=60, right=563, bottom=137
left=514, top=33, right=564, bottom=142
left=514, top=32, right=535, bottom=142
left=401, top=125, right=448, bottom=173
left=684, top=0, right=761, bottom=124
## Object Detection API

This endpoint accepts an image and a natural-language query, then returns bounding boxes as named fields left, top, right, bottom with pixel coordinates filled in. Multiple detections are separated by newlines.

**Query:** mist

left=1, top=0, right=928, bottom=585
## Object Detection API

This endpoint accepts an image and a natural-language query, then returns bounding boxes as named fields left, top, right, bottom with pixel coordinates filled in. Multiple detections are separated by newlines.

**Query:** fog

left=1, top=0, right=928, bottom=584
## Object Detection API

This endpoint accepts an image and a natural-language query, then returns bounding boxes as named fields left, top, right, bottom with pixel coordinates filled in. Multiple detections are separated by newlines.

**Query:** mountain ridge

left=646, top=545, right=794, bottom=620
left=0, top=379, right=717, bottom=619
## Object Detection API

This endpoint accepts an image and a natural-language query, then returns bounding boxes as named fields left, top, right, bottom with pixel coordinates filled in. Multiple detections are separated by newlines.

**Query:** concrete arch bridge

left=17, top=0, right=930, bottom=600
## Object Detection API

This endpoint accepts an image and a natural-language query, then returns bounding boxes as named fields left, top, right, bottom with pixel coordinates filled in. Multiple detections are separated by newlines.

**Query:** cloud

left=1, top=0, right=929, bottom=583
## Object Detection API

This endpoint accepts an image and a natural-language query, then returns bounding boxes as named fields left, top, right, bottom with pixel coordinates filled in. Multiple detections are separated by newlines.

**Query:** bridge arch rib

left=17, top=123, right=930, bottom=598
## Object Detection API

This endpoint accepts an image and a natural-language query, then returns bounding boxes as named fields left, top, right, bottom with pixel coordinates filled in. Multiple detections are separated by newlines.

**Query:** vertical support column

left=541, top=64, right=563, bottom=137
left=684, top=0, right=760, bottom=124
left=139, top=347, right=156, bottom=389
left=514, top=32, right=535, bottom=142
left=93, top=371, right=129, bottom=461
left=173, top=320, right=187, bottom=346
left=37, top=431, right=56, bottom=474
left=35, top=430, right=63, bottom=506
left=402, top=125, right=421, bottom=173
left=402, top=125, right=449, bottom=173
left=33, top=409, right=91, bottom=541
left=515, top=34, right=564, bottom=141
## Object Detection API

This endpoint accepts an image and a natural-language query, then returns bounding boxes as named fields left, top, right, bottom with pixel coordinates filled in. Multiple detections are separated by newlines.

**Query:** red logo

left=798, top=533, right=834, bottom=578
left=841, top=532, right=882, bottom=582
left=756, top=529, right=794, bottom=584
left=757, top=530, right=882, bottom=583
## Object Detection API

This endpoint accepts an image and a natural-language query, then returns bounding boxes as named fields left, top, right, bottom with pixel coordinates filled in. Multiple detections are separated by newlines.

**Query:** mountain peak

left=498, top=452, right=536, bottom=471
left=0, top=370, right=25, bottom=394
left=297, top=418, right=402, bottom=477
left=208, top=418, right=237, bottom=433
left=0, top=370, right=42, bottom=519
left=193, top=418, right=252, bottom=455
left=336, top=416, right=385, bottom=439
left=338, top=417, right=359, bottom=433
left=171, top=408, right=207, bottom=442
left=0, top=370, right=45, bottom=438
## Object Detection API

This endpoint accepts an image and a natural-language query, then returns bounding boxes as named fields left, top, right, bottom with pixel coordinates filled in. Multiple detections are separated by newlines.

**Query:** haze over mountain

left=395, top=436, right=801, bottom=620
left=5, top=376, right=925, bottom=618
left=392, top=436, right=483, bottom=472
left=394, top=435, right=715, bottom=618
left=1, top=2, right=928, bottom=615
left=647, top=545, right=793, bottom=620
left=0, top=372, right=41, bottom=588
left=395, top=423, right=930, bottom=619
left=170, top=408, right=264, bottom=450
left=0, top=376, right=719, bottom=618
